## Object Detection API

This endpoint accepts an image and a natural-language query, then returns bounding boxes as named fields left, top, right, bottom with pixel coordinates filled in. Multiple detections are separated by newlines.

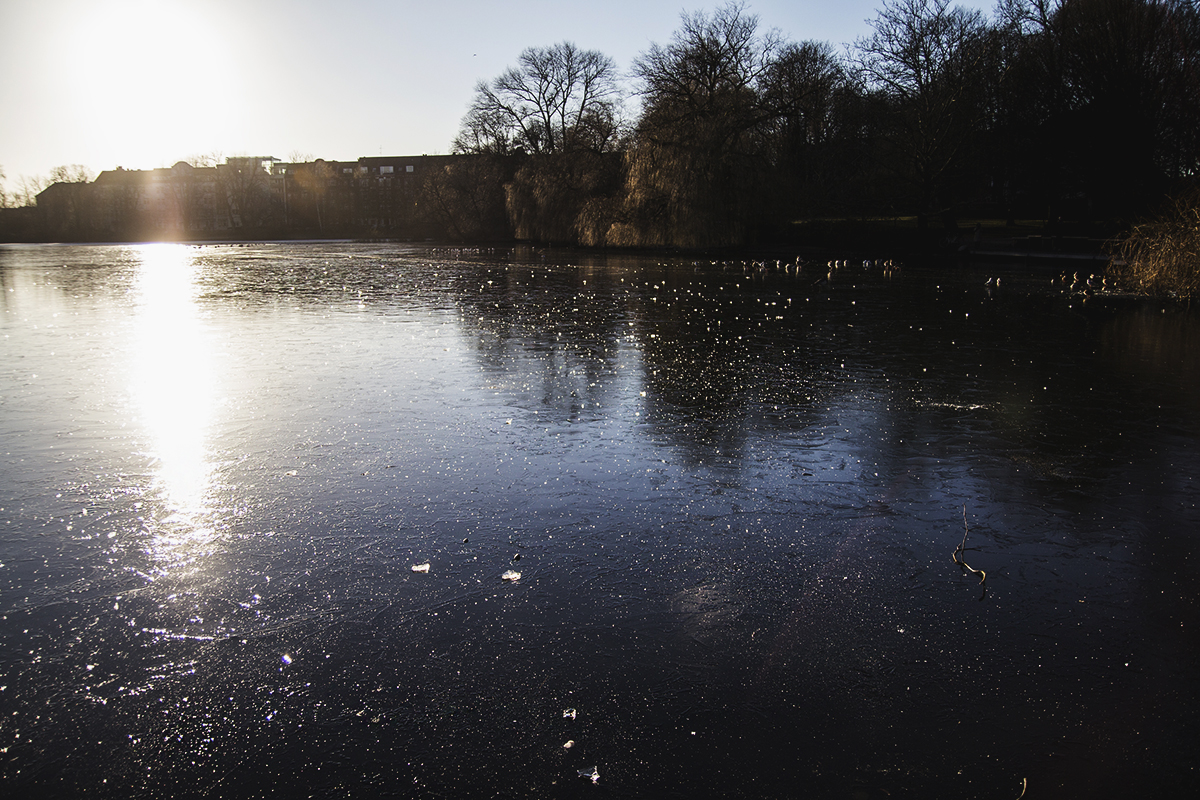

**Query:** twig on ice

left=952, top=504, right=987, bottom=591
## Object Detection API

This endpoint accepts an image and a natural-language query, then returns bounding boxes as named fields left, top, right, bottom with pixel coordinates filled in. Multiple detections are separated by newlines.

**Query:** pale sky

left=0, top=0, right=995, bottom=186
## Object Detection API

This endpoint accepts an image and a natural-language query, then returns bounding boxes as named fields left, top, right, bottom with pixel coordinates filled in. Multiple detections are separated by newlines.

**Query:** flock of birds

left=986, top=270, right=1121, bottom=296
left=698, top=256, right=902, bottom=282
left=1058, top=270, right=1115, bottom=295
left=428, top=247, right=911, bottom=284
left=188, top=245, right=1118, bottom=297
left=418, top=248, right=1123, bottom=300
left=711, top=257, right=1118, bottom=297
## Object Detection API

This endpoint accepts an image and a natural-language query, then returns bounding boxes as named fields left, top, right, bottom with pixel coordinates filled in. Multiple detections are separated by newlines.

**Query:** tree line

left=7, top=0, right=1197, bottom=250
left=0, top=164, right=92, bottom=209
left=436, top=0, right=1200, bottom=248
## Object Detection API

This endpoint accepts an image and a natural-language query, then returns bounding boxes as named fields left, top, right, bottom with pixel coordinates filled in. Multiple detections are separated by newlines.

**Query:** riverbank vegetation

left=1109, top=190, right=1200, bottom=299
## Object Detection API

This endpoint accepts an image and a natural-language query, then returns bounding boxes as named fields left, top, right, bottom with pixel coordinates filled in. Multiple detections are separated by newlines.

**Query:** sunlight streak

left=129, top=244, right=218, bottom=567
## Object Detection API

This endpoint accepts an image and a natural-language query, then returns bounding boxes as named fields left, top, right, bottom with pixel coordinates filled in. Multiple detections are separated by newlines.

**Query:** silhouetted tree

left=454, top=42, right=622, bottom=156
left=618, top=1, right=784, bottom=247
left=506, top=150, right=624, bottom=243
left=853, top=0, right=991, bottom=228
left=185, top=152, right=224, bottom=169
left=1054, top=0, right=1199, bottom=212
left=990, top=0, right=1200, bottom=221
left=453, top=41, right=628, bottom=244
left=10, top=174, right=48, bottom=207
left=759, top=41, right=855, bottom=219
left=418, top=156, right=513, bottom=240
left=47, top=164, right=93, bottom=184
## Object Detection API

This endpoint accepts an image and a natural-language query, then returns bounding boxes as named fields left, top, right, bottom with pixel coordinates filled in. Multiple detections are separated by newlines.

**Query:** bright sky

left=0, top=0, right=994, bottom=186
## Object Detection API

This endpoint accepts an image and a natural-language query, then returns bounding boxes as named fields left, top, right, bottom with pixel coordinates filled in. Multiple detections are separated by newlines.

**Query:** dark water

left=1, top=243, right=1198, bottom=798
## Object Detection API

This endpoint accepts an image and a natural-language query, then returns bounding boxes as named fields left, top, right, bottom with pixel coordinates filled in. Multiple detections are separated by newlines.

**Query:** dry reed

left=1109, top=189, right=1200, bottom=300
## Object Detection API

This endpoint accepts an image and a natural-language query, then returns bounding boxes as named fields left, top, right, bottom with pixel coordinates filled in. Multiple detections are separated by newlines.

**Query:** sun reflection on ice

left=129, top=244, right=218, bottom=570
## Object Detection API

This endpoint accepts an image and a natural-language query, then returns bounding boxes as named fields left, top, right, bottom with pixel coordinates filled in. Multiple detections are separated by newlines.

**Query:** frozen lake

left=2, top=242, right=1198, bottom=797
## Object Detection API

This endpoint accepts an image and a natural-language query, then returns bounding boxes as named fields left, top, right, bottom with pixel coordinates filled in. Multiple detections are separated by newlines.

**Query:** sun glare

left=60, top=0, right=244, bottom=168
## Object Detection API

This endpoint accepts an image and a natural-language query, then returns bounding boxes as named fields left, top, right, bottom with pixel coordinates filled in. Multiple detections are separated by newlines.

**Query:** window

left=406, top=165, right=414, bottom=173
left=380, top=165, right=394, bottom=174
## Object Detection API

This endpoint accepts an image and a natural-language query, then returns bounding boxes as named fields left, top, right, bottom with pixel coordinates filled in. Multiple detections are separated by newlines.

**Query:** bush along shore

left=1108, top=190, right=1200, bottom=301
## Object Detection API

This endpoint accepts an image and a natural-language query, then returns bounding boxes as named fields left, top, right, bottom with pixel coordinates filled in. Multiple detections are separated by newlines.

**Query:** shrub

left=1110, top=190, right=1200, bottom=299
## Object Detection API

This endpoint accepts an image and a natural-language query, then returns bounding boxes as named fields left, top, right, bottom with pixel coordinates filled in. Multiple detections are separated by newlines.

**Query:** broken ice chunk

left=577, top=766, right=599, bottom=783
left=562, top=708, right=576, bottom=719
left=502, top=569, right=521, bottom=581
left=411, top=563, right=430, bottom=573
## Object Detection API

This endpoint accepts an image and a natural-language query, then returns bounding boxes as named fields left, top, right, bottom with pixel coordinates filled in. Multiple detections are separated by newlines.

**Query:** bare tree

left=418, top=158, right=511, bottom=240
left=988, top=0, right=1200, bottom=217
left=1054, top=0, right=1200, bottom=185
left=632, top=1, right=783, bottom=143
left=853, top=0, right=990, bottom=225
left=454, top=103, right=522, bottom=156
left=757, top=41, right=859, bottom=216
left=185, top=151, right=224, bottom=168
left=454, top=42, right=622, bottom=155
left=617, top=2, right=785, bottom=247
left=995, top=0, right=1061, bottom=35
left=760, top=41, right=848, bottom=151
left=11, top=174, right=49, bottom=207
left=47, top=164, right=93, bottom=184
